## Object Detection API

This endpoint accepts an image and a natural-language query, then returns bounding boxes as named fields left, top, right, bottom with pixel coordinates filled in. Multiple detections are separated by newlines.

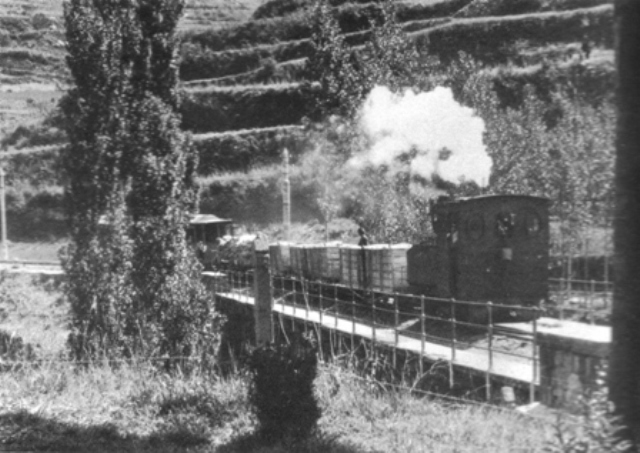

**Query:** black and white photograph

left=0, top=0, right=638, bottom=451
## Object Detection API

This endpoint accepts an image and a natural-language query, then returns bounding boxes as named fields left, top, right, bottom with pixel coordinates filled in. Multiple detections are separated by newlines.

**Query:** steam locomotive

left=408, top=194, right=549, bottom=309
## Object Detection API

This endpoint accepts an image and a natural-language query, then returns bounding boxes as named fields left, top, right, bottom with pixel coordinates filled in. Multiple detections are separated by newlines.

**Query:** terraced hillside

left=0, top=0, right=616, bottom=240
left=178, top=0, right=614, bottom=174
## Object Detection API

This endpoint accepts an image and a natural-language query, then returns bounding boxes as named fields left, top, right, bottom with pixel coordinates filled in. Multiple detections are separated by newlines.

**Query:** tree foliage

left=306, top=0, right=427, bottom=120
left=462, top=73, right=615, bottom=252
left=305, top=0, right=366, bottom=118
left=62, top=0, right=220, bottom=365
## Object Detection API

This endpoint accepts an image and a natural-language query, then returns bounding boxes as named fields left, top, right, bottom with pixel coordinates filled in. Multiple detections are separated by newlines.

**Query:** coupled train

left=269, top=194, right=550, bottom=317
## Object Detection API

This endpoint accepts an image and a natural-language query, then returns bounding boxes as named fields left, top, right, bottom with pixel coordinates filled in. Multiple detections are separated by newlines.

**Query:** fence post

left=253, top=237, right=273, bottom=347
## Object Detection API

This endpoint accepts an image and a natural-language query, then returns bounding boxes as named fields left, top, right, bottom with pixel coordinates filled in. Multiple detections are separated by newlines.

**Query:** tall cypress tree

left=62, top=0, right=219, bottom=365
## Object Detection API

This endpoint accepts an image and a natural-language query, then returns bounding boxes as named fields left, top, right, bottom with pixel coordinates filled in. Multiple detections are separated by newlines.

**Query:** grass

left=0, top=357, right=555, bottom=452
left=0, top=257, right=618, bottom=453
left=0, top=273, right=67, bottom=357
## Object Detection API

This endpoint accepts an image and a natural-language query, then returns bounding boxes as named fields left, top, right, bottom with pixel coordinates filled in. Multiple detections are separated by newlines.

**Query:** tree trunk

left=610, top=0, right=640, bottom=447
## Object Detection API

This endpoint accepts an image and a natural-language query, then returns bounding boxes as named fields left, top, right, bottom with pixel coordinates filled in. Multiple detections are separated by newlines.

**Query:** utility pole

left=0, top=166, right=8, bottom=260
left=282, top=148, right=291, bottom=241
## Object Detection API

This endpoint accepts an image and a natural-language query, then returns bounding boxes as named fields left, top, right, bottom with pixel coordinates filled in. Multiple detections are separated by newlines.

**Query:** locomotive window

left=525, top=211, right=542, bottom=236
left=467, top=214, right=484, bottom=240
left=495, top=212, right=516, bottom=238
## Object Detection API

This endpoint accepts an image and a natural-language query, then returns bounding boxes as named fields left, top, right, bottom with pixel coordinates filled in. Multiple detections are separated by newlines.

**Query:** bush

left=198, top=164, right=321, bottom=225
left=1, top=146, right=62, bottom=187
left=412, top=5, right=614, bottom=65
left=456, top=0, right=544, bottom=17
left=396, top=0, right=473, bottom=22
left=193, top=125, right=309, bottom=175
left=179, top=13, right=313, bottom=53
left=184, top=0, right=473, bottom=54
left=546, top=368, right=633, bottom=453
left=3, top=183, right=66, bottom=241
left=455, top=0, right=611, bottom=18
left=248, top=335, right=321, bottom=443
left=253, top=0, right=313, bottom=19
left=179, top=39, right=314, bottom=81
left=0, top=16, right=29, bottom=34
left=1, top=124, right=66, bottom=150
left=180, top=83, right=317, bottom=133
left=0, top=48, right=51, bottom=66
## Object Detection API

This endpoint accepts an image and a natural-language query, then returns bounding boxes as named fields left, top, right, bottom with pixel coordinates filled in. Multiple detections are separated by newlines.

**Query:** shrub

left=193, top=125, right=309, bottom=175
left=253, top=0, right=313, bottom=19
left=455, top=0, right=611, bottom=18
left=546, top=368, right=633, bottom=452
left=0, top=16, right=29, bottom=34
left=396, top=0, right=473, bottom=22
left=6, top=186, right=67, bottom=241
left=455, top=0, right=544, bottom=17
left=179, top=39, right=314, bottom=80
left=198, top=164, right=321, bottom=225
left=183, top=0, right=473, bottom=54
left=180, top=83, right=317, bottom=133
left=1, top=124, right=66, bottom=150
left=248, top=335, right=321, bottom=443
left=1, top=146, right=62, bottom=187
left=179, top=13, right=313, bottom=53
left=411, top=5, right=614, bottom=65
left=0, top=48, right=51, bottom=66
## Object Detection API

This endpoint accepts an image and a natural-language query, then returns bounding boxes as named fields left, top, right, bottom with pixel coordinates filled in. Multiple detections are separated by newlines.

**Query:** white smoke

left=350, top=85, right=492, bottom=187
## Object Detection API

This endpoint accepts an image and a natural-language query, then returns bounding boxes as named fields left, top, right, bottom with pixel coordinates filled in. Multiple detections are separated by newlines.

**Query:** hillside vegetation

left=0, top=0, right=616, bottom=239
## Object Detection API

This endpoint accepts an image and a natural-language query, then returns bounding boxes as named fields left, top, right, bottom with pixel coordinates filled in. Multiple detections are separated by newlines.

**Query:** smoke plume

left=350, top=86, right=492, bottom=187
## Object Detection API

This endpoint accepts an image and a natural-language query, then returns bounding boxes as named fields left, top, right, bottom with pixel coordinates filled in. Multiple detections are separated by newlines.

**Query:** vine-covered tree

left=62, top=0, right=220, bottom=365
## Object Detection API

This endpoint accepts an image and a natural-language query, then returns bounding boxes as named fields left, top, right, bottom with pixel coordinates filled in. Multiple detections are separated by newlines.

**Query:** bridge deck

left=216, top=292, right=539, bottom=386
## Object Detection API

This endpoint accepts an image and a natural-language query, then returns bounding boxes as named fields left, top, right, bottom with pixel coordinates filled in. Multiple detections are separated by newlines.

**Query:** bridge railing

left=269, top=272, right=541, bottom=404
left=548, top=277, right=613, bottom=324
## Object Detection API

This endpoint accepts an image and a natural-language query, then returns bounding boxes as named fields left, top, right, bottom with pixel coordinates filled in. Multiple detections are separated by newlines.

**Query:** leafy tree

left=461, top=73, right=615, bottom=254
left=305, top=0, right=366, bottom=118
left=359, top=0, right=422, bottom=92
left=62, top=0, right=220, bottom=365
left=306, top=0, right=429, bottom=120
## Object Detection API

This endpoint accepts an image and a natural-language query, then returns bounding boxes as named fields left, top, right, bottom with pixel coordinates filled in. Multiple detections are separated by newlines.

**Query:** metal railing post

left=486, top=302, right=493, bottom=402
left=393, top=293, right=399, bottom=368
left=450, top=298, right=457, bottom=388
left=420, top=295, right=425, bottom=377
left=351, top=288, right=356, bottom=351
left=531, top=306, right=539, bottom=404
left=589, top=279, right=595, bottom=324
left=371, top=291, right=377, bottom=347
left=318, top=281, right=324, bottom=358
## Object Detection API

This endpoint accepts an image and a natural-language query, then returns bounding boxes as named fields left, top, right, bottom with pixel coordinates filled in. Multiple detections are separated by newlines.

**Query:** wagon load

left=269, top=242, right=292, bottom=275
left=290, top=244, right=312, bottom=277
left=305, top=242, right=341, bottom=281
left=340, top=244, right=411, bottom=292
left=367, top=244, right=411, bottom=291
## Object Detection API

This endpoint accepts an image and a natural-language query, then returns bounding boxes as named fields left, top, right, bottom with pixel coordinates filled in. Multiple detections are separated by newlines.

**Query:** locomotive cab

left=408, top=195, right=549, bottom=315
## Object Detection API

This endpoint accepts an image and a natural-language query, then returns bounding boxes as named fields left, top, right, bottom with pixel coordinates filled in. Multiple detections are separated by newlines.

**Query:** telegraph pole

left=0, top=166, right=8, bottom=260
left=282, top=148, right=291, bottom=241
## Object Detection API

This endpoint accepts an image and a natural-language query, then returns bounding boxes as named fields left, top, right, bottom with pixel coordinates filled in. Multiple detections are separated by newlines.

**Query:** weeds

left=545, top=368, right=633, bottom=453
